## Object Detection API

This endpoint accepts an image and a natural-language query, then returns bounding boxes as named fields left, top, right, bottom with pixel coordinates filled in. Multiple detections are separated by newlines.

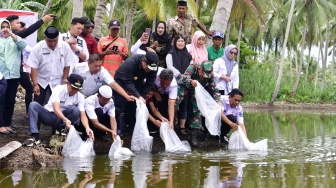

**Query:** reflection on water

left=1, top=111, right=336, bottom=187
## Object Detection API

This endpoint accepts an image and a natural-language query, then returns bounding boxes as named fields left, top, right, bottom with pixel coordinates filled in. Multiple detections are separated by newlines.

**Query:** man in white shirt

left=23, top=74, right=94, bottom=147
left=60, top=17, right=89, bottom=67
left=151, top=68, right=177, bottom=129
left=220, top=88, right=246, bottom=146
left=79, top=85, right=117, bottom=141
left=27, top=26, right=75, bottom=105
left=72, top=53, right=136, bottom=102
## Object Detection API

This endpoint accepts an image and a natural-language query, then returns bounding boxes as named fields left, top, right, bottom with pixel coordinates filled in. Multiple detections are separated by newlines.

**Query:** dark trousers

left=0, top=77, right=7, bottom=98
left=112, top=89, right=129, bottom=134
left=19, top=72, right=33, bottom=113
left=34, top=84, right=51, bottom=106
left=0, top=79, right=19, bottom=127
left=78, top=108, right=120, bottom=138
left=147, top=94, right=169, bottom=132
left=221, top=114, right=237, bottom=137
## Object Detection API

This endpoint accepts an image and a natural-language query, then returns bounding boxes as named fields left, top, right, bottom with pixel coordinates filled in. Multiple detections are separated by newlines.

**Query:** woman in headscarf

left=0, top=19, right=27, bottom=134
left=166, top=35, right=192, bottom=135
left=149, top=21, right=171, bottom=68
left=186, top=31, right=208, bottom=64
left=212, top=44, right=239, bottom=95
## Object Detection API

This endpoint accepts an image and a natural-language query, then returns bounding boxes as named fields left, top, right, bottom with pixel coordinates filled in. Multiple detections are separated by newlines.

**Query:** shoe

left=7, top=128, right=16, bottom=134
left=180, top=128, right=188, bottom=135
left=190, top=128, right=198, bottom=147
left=219, top=135, right=229, bottom=146
left=55, top=125, right=68, bottom=136
left=23, top=138, right=41, bottom=147
left=10, top=124, right=19, bottom=129
left=203, top=132, right=210, bottom=141
left=0, top=130, right=11, bottom=135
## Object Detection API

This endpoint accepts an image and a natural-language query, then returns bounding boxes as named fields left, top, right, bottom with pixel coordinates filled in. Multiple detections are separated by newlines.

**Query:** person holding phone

left=98, top=19, right=128, bottom=77
left=0, top=20, right=27, bottom=134
left=130, top=30, right=150, bottom=56
left=6, top=14, right=54, bottom=127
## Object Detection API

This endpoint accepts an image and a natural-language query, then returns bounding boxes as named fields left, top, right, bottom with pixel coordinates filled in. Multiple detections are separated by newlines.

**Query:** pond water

left=1, top=110, right=336, bottom=187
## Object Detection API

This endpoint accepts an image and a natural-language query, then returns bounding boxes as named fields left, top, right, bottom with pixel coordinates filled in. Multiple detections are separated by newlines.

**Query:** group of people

left=0, top=0, right=247, bottom=148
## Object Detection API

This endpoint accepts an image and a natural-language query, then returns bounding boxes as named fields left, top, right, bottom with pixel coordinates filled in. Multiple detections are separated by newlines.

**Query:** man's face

left=82, top=26, right=89, bottom=36
left=44, top=36, right=58, bottom=50
left=177, top=6, right=187, bottom=17
left=212, top=37, right=223, bottom=47
left=229, top=94, right=242, bottom=108
left=109, top=27, right=120, bottom=38
left=146, top=90, right=154, bottom=100
left=142, top=60, right=151, bottom=73
left=10, top=19, right=20, bottom=31
left=70, top=23, right=84, bottom=37
left=88, top=60, right=103, bottom=74
left=67, top=84, right=80, bottom=96
left=159, top=78, right=171, bottom=90
left=98, top=94, right=110, bottom=106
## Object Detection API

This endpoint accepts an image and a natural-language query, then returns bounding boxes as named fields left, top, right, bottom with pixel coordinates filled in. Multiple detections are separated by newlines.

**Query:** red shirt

left=80, top=34, right=98, bottom=54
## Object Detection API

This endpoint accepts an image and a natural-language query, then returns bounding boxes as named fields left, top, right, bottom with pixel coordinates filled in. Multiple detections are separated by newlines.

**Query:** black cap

left=145, top=51, right=159, bottom=71
left=177, top=0, right=187, bottom=6
left=82, top=17, right=94, bottom=27
left=109, top=19, right=121, bottom=29
left=44, top=26, right=59, bottom=39
left=67, top=74, right=83, bottom=90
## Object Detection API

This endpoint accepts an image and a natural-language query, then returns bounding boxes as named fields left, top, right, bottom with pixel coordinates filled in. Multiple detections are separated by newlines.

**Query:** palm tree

left=270, top=0, right=296, bottom=105
left=92, top=0, right=107, bottom=37
left=72, top=0, right=84, bottom=18
left=125, top=0, right=137, bottom=46
left=206, top=0, right=234, bottom=47
left=0, top=0, right=45, bottom=11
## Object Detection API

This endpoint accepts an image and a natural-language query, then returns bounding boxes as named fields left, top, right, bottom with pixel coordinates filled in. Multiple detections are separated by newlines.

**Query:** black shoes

left=190, top=128, right=198, bottom=147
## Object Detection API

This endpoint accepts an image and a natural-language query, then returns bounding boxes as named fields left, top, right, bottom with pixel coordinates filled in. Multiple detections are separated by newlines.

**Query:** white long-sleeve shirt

left=213, top=58, right=239, bottom=95
left=130, top=39, right=146, bottom=56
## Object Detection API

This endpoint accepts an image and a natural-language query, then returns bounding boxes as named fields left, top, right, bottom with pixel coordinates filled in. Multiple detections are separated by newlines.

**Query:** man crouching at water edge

left=220, top=88, right=247, bottom=146
left=23, top=74, right=94, bottom=147
left=77, top=85, right=117, bottom=141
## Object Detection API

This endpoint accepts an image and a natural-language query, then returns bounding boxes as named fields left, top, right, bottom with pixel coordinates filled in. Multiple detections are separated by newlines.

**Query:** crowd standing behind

left=0, top=0, right=246, bottom=149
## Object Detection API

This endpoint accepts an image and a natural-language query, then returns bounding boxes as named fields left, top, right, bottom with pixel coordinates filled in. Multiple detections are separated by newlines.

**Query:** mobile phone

left=0, top=32, right=4, bottom=38
left=145, top=28, right=151, bottom=36
left=51, top=15, right=58, bottom=20
left=112, top=45, right=118, bottom=51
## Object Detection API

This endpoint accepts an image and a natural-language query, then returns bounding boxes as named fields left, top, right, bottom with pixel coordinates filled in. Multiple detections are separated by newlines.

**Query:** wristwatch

left=75, top=50, right=80, bottom=56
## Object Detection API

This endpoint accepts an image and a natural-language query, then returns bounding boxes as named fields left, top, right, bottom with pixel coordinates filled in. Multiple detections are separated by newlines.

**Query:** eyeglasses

left=230, top=51, right=238, bottom=56
left=1, top=26, right=10, bottom=29
left=85, top=26, right=94, bottom=29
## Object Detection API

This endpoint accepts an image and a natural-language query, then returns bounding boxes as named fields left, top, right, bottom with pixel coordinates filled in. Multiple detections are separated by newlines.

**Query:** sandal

left=180, top=128, right=188, bottom=135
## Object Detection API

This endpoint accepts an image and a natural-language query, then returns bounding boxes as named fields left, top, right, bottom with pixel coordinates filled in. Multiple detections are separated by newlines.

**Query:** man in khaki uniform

left=167, top=0, right=213, bottom=44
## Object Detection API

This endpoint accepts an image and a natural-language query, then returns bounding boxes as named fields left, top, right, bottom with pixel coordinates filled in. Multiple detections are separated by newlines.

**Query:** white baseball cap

left=99, top=85, right=112, bottom=98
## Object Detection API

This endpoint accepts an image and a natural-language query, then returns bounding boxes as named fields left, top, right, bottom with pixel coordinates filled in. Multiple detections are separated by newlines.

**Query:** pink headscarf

left=189, top=31, right=208, bottom=64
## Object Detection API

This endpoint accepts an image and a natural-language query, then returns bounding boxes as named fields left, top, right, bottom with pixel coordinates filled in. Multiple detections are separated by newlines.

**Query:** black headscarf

left=168, top=35, right=192, bottom=73
left=152, top=21, right=170, bottom=44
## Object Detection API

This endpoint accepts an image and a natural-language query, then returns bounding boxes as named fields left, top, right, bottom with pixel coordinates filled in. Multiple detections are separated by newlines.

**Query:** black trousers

left=19, top=72, right=33, bottom=113
left=0, top=79, right=19, bottom=127
left=78, top=108, right=120, bottom=138
left=34, top=84, right=51, bottom=106
left=221, top=114, right=237, bottom=137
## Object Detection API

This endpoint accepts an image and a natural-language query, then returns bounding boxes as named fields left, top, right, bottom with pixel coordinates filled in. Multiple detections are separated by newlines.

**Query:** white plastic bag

left=195, top=82, right=222, bottom=136
left=131, top=100, right=153, bottom=151
left=228, top=127, right=268, bottom=151
left=109, top=135, right=134, bottom=157
left=62, top=126, right=95, bottom=157
left=159, top=122, right=191, bottom=152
